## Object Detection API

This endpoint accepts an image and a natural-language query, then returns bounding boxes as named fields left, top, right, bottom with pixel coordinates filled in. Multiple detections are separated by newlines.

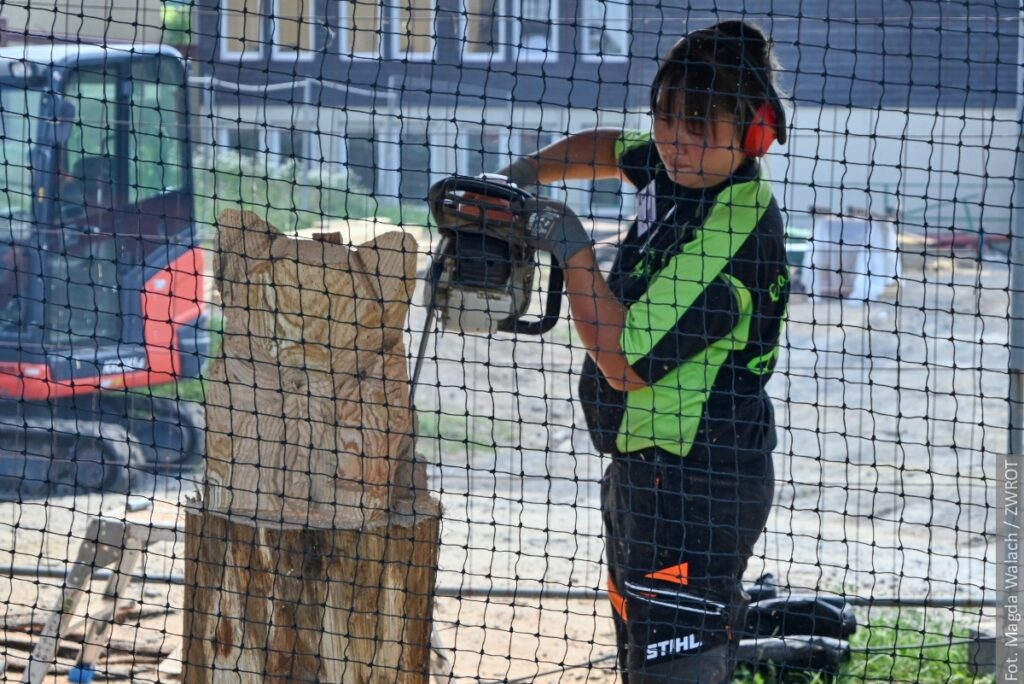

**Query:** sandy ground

left=0, top=218, right=1005, bottom=681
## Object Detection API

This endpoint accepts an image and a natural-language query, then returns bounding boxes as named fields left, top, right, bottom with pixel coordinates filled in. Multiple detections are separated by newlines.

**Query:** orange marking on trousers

left=607, top=577, right=628, bottom=622
left=644, top=561, right=689, bottom=586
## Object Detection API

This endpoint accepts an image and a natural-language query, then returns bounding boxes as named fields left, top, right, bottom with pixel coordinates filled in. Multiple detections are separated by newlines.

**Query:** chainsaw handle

left=428, top=175, right=532, bottom=223
left=498, top=260, right=564, bottom=336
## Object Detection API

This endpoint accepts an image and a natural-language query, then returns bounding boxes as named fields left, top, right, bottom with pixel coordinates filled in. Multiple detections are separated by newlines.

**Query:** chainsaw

left=410, top=175, right=565, bottom=404
left=424, top=174, right=564, bottom=335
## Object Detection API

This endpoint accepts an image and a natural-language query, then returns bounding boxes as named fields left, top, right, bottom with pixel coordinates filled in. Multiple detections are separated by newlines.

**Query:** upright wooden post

left=183, top=210, right=439, bottom=683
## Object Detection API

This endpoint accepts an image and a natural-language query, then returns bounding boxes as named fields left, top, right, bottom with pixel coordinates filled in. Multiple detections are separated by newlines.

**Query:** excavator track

left=0, top=394, right=205, bottom=500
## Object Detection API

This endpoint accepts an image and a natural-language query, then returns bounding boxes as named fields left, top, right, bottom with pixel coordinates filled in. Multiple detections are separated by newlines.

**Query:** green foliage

left=147, top=376, right=206, bottom=403
left=137, top=309, right=223, bottom=403
left=374, top=202, right=433, bottom=231
left=160, top=0, right=192, bottom=48
left=192, top=152, right=432, bottom=239
left=838, top=609, right=993, bottom=684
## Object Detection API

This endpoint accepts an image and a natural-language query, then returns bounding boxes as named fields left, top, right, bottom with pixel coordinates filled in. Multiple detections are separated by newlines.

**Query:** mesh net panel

left=0, top=0, right=1016, bottom=681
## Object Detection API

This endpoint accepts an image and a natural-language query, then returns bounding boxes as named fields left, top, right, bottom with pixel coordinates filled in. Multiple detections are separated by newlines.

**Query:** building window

left=273, top=127, right=308, bottom=164
left=515, top=129, right=553, bottom=158
left=462, top=0, right=505, bottom=61
left=590, top=177, right=624, bottom=216
left=516, top=0, right=555, bottom=61
left=346, top=133, right=377, bottom=193
left=516, top=128, right=555, bottom=196
left=394, top=0, right=434, bottom=58
left=399, top=129, right=431, bottom=202
left=222, top=0, right=264, bottom=59
left=225, top=127, right=263, bottom=159
left=459, top=127, right=505, bottom=175
left=271, top=0, right=316, bottom=57
left=580, top=0, right=628, bottom=58
left=343, top=0, right=383, bottom=56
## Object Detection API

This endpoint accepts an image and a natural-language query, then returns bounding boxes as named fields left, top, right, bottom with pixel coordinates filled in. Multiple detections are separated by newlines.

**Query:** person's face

left=652, top=93, right=747, bottom=189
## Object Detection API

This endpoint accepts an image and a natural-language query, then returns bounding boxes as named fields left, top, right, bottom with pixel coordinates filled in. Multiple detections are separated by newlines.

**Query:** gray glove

left=496, top=157, right=540, bottom=189
left=523, top=198, right=592, bottom=265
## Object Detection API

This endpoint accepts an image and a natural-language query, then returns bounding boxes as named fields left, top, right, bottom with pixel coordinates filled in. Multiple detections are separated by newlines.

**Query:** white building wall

left=770, top=106, right=1017, bottom=235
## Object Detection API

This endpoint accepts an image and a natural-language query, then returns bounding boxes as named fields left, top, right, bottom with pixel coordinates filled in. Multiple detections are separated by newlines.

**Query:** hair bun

left=709, top=20, right=771, bottom=69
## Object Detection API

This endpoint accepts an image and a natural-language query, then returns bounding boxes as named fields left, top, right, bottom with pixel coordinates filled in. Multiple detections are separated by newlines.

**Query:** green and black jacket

left=579, top=131, right=789, bottom=461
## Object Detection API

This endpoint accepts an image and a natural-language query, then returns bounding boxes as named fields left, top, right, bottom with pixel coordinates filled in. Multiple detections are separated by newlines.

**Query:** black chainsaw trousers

left=601, top=446, right=775, bottom=683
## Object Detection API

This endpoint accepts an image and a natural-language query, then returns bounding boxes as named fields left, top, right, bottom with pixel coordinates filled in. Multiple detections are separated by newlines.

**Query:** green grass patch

left=145, top=376, right=206, bottom=403
left=733, top=608, right=993, bottom=684
left=837, top=609, right=992, bottom=684
left=192, top=152, right=433, bottom=237
left=733, top=667, right=829, bottom=684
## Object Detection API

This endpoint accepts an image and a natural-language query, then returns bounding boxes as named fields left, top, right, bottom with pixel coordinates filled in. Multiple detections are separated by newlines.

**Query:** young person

left=495, top=19, right=789, bottom=682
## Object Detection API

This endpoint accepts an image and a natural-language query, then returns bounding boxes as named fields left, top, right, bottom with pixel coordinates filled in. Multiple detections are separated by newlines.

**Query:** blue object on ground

left=68, top=665, right=96, bottom=684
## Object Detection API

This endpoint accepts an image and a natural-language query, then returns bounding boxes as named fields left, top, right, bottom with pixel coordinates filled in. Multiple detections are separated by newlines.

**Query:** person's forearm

left=562, top=248, right=647, bottom=392
left=498, top=128, right=624, bottom=186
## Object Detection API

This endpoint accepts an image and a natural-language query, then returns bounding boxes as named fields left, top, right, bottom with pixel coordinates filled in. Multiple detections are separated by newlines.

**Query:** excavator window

left=129, top=58, right=187, bottom=204
left=59, top=69, right=120, bottom=221
left=0, top=86, right=42, bottom=339
left=0, top=240, right=24, bottom=335
left=0, top=86, right=41, bottom=220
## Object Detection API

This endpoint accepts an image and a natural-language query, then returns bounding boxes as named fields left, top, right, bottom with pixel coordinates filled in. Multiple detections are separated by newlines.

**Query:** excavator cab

left=0, top=44, right=210, bottom=497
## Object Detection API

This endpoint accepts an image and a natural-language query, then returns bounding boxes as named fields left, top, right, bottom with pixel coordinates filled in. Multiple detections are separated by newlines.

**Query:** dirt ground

left=0, top=218, right=1005, bottom=681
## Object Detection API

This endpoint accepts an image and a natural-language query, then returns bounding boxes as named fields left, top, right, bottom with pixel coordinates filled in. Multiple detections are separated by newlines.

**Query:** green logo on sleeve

left=768, top=270, right=790, bottom=303
left=631, top=257, right=650, bottom=278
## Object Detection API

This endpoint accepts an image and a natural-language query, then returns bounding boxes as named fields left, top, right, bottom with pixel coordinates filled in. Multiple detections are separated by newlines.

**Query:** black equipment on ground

left=737, top=574, right=857, bottom=680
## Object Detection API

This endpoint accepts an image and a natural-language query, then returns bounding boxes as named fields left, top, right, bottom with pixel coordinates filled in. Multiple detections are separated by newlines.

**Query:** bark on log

left=183, top=211, right=439, bottom=683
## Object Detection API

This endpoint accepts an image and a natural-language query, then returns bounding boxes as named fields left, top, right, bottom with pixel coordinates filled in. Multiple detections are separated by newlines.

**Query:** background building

left=0, top=0, right=166, bottom=46
left=186, top=0, right=1017, bottom=228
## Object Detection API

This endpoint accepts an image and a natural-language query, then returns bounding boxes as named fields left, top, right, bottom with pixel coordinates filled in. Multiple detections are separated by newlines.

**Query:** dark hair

left=650, top=20, right=780, bottom=137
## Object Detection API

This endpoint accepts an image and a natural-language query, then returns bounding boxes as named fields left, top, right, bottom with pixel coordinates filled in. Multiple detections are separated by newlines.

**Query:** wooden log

left=183, top=211, right=440, bottom=683
left=183, top=504, right=440, bottom=682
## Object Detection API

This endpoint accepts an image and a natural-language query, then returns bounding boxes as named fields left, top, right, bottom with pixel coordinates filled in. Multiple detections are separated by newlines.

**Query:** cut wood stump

left=183, top=211, right=440, bottom=683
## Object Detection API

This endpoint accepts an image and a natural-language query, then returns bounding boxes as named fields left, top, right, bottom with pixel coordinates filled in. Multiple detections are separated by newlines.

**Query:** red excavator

left=0, top=42, right=209, bottom=497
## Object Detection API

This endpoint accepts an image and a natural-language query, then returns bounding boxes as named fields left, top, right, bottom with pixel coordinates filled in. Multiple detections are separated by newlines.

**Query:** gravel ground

left=0, top=220, right=1005, bottom=681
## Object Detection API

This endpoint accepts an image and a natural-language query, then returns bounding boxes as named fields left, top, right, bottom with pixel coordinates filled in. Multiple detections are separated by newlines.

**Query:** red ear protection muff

left=736, top=46, right=788, bottom=158
left=743, top=98, right=786, bottom=158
